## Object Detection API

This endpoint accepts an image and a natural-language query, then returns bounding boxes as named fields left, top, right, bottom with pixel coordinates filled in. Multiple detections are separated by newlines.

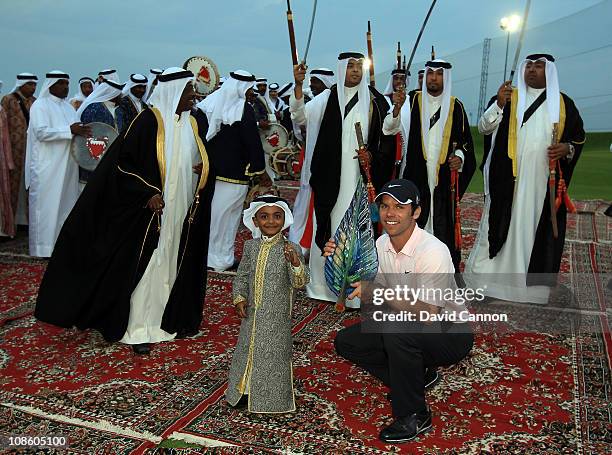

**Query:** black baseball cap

left=375, top=179, right=420, bottom=206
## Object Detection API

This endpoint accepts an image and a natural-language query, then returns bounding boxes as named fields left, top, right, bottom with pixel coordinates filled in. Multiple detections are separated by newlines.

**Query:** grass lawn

left=466, top=127, right=612, bottom=200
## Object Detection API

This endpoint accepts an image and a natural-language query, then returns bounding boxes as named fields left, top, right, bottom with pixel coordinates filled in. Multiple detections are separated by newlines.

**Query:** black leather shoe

left=176, top=328, right=199, bottom=339
left=379, top=408, right=432, bottom=443
left=230, top=395, right=248, bottom=409
left=132, top=344, right=151, bottom=355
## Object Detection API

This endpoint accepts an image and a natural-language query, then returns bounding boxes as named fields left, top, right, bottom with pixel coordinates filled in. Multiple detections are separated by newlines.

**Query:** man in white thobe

left=26, top=71, right=89, bottom=257
left=290, top=52, right=405, bottom=308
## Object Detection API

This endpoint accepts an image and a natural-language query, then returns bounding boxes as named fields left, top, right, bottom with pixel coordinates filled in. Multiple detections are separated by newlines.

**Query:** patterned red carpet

left=0, top=191, right=610, bottom=454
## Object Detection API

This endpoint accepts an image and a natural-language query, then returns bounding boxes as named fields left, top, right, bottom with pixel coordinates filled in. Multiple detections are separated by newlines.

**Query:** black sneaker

left=424, top=368, right=441, bottom=389
left=379, top=408, right=432, bottom=443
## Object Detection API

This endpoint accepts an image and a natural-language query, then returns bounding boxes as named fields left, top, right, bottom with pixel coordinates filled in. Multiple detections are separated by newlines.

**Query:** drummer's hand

left=147, top=194, right=164, bottom=214
left=193, top=162, right=203, bottom=175
left=259, top=119, right=270, bottom=130
left=293, top=64, right=307, bottom=85
left=71, top=123, right=92, bottom=137
left=323, top=238, right=336, bottom=257
left=275, top=111, right=282, bottom=121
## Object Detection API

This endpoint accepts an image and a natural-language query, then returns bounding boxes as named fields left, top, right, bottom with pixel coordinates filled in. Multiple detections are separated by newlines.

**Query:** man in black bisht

left=197, top=70, right=268, bottom=272
left=116, top=73, right=148, bottom=133
left=35, top=68, right=215, bottom=355
left=465, top=54, right=585, bottom=302
left=289, top=51, right=405, bottom=306
left=402, top=60, right=476, bottom=270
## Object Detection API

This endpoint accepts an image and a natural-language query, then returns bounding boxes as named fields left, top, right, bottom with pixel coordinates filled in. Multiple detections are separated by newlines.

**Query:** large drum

left=183, top=56, right=221, bottom=97
left=259, top=122, right=289, bottom=155
left=70, top=122, right=119, bottom=171
left=270, top=146, right=301, bottom=179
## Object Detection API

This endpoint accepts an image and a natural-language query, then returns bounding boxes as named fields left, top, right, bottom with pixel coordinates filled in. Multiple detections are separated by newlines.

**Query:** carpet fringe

left=166, top=431, right=237, bottom=447
left=1, top=403, right=162, bottom=443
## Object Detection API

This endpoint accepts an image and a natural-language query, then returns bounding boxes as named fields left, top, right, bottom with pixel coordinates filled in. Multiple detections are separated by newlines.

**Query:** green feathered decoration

left=324, top=177, right=379, bottom=312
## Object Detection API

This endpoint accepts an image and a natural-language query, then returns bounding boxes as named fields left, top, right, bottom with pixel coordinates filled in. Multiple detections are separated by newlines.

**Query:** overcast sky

left=0, top=0, right=602, bottom=92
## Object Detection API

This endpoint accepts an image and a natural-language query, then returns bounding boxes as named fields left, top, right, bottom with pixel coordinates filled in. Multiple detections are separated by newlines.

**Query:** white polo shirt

left=376, top=225, right=454, bottom=275
left=375, top=225, right=467, bottom=314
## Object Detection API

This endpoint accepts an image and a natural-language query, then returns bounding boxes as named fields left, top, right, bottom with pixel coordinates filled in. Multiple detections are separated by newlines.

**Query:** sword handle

left=367, top=21, right=376, bottom=87
left=397, top=42, right=402, bottom=70
left=286, top=0, right=299, bottom=66
left=549, top=123, right=559, bottom=238
left=355, top=122, right=366, bottom=149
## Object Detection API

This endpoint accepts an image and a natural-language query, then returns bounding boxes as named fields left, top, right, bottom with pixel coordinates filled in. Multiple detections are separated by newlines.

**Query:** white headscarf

left=11, top=73, right=38, bottom=93
left=310, top=68, right=335, bottom=89
left=255, top=78, right=267, bottom=94
left=37, top=71, right=70, bottom=100
left=144, top=68, right=163, bottom=103
left=147, top=67, right=195, bottom=188
left=243, top=195, right=294, bottom=238
left=277, top=82, right=293, bottom=99
left=196, top=70, right=255, bottom=141
left=97, top=69, right=120, bottom=84
left=255, top=77, right=276, bottom=112
left=25, top=71, right=72, bottom=190
left=122, top=73, right=148, bottom=113
left=336, top=52, right=370, bottom=140
left=383, top=69, right=411, bottom=170
left=70, top=77, right=94, bottom=104
left=268, top=83, right=286, bottom=112
left=416, top=69, right=425, bottom=90
left=383, top=69, right=409, bottom=96
left=76, top=80, right=125, bottom=119
left=421, top=60, right=452, bottom=156
left=517, top=53, right=560, bottom=126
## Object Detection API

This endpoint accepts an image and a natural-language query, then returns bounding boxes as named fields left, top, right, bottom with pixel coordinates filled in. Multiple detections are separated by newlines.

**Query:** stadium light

left=500, top=14, right=522, bottom=80
left=500, top=15, right=521, bottom=33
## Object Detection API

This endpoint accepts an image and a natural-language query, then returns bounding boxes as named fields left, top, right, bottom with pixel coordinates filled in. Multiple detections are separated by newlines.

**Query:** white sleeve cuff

left=478, top=102, right=504, bottom=134
left=454, top=150, right=465, bottom=172
left=482, top=102, right=503, bottom=123
left=383, top=112, right=401, bottom=135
